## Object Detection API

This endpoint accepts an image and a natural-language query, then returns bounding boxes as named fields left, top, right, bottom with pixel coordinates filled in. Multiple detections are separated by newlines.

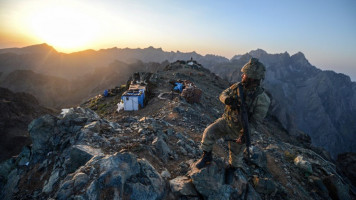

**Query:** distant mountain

left=0, top=87, right=54, bottom=162
left=0, top=43, right=57, bottom=55
left=213, top=49, right=356, bottom=158
left=0, top=61, right=165, bottom=108
left=0, top=44, right=228, bottom=80
left=0, top=44, right=355, bottom=158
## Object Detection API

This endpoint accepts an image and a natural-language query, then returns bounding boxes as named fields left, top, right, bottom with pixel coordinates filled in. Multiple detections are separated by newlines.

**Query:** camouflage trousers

left=201, top=117, right=245, bottom=168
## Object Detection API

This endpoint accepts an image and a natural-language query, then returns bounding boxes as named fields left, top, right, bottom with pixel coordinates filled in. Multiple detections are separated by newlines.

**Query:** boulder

left=208, top=184, right=237, bottom=200
left=160, top=169, right=171, bottom=179
left=43, top=169, right=60, bottom=193
left=189, top=160, right=225, bottom=197
left=73, top=173, right=90, bottom=190
left=69, top=145, right=103, bottom=173
left=247, top=146, right=267, bottom=169
left=124, top=159, right=165, bottom=200
left=246, top=184, right=262, bottom=200
left=252, top=176, right=277, bottom=194
left=229, top=169, right=249, bottom=197
left=28, top=114, right=57, bottom=159
left=294, top=155, right=313, bottom=174
left=169, top=176, right=198, bottom=197
left=83, top=121, right=101, bottom=133
left=152, top=137, right=171, bottom=163
left=0, top=169, right=21, bottom=200
left=0, top=158, right=16, bottom=178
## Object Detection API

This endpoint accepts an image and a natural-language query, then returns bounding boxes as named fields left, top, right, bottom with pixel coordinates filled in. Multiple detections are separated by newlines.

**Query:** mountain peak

left=248, top=49, right=267, bottom=57
left=0, top=43, right=57, bottom=55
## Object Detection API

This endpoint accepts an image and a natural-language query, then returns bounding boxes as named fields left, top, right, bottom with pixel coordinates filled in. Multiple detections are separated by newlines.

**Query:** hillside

left=0, top=88, right=54, bottom=162
left=0, top=61, right=353, bottom=200
left=0, top=61, right=166, bottom=108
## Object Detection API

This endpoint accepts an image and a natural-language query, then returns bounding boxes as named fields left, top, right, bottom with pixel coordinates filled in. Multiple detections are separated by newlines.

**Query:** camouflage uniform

left=200, top=62, right=270, bottom=168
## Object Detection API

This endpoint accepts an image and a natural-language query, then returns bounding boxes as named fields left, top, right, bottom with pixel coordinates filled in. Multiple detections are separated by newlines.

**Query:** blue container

left=103, top=90, right=109, bottom=97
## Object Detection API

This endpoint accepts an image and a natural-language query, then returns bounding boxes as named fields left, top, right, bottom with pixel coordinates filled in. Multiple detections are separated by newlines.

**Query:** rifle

left=238, top=83, right=251, bottom=160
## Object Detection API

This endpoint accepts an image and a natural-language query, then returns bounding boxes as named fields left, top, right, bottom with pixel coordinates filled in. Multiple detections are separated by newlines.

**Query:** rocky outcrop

left=1, top=106, right=351, bottom=199
left=0, top=88, right=53, bottom=162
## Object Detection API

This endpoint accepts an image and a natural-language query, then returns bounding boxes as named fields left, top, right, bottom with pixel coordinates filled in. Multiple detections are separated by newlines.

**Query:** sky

left=0, top=0, right=355, bottom=80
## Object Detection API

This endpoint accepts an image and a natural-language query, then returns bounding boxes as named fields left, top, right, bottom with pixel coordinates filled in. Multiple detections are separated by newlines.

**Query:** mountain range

left=0, top=44, right=355, bottom=159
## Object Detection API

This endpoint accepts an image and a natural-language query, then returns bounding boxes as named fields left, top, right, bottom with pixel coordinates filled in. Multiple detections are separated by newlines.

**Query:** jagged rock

left=69, top=145, right=103, bottom=173
left=0, top=169, right=21, bottom=200
left=294, top=155, right=313, bottom=174
left=0, top=158, right=16, bottom=178
left=28, top=114, right=57, bottom=160
left=56, top=180, right=74, bottom=200
left=17, top=146, right=30, bottom=166
left=246, top=184, right=263, bottom=200
left=61, top=107, right=100, bottom=121
left=152, top=136, right=171, bottom=163
left=58, top=152, right=165, bottom=200
left=73, top=173, right=89, bottom=190
left=208, top=184, right=238, bottom=200
left=160, top=169, right=171, bottom=179
left=188, top=160, right=225, bottom=197
left=169, top=176, right=198, bottom=197
left=323, top=174, right=351, bottom=200
left=124, top=159, right=165, bottom=200
left=83, top=121, right=101, bottom=133
left=252, top=176, right=277, bottom=194
left=247, top=146, right=267, bottom=169
left=230, top=169, right=249, bottom=197
left=43, top=169, right=60, bottom=193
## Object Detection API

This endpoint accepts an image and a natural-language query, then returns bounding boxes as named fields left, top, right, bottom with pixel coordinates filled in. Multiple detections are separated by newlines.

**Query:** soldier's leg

left=200, top=118, right=229, bottom=152
left=229, top=142, right=246, bottom=168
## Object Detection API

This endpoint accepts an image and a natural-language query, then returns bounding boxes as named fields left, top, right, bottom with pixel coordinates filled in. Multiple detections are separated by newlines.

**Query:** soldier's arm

left=249, top=92, right=270, bottom=135
left=219, top=83, right=238, bottom=104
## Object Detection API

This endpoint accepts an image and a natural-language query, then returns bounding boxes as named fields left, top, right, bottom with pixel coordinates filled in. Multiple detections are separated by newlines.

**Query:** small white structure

left=121, top=84, right=146, bottom=111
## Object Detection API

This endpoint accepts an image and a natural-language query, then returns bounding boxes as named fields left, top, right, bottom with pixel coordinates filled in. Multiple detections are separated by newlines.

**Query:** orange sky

left=0, top=0, right=355, bottom=80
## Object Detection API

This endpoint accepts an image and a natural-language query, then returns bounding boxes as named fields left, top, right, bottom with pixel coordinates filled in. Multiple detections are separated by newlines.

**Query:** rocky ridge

left=0, top=61, right=354, bottom=199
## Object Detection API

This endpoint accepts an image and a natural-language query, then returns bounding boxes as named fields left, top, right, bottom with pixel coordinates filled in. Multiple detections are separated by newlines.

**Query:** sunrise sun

left=28, top=3, right=98, bottom=52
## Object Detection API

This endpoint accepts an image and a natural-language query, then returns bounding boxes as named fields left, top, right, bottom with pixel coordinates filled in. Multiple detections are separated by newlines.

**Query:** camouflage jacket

left=219, top=82, right=270, bottom=135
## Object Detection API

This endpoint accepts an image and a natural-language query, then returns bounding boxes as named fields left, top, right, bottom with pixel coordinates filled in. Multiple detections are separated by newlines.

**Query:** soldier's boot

left=196, top=151, right=212, bottom=169
left=225, top=165, right=237, bottom=184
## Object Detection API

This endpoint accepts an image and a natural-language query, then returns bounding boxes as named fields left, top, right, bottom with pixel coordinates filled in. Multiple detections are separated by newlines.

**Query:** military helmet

left=241, top=58, right=266, bottom=80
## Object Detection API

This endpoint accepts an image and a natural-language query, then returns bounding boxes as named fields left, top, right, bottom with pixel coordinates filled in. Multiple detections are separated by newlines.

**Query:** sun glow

left=27, top=2, right=99, bottom=52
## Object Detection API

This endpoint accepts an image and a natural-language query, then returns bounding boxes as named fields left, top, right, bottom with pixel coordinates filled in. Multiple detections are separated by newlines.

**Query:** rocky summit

left=0, top=61, right=354, bottom=199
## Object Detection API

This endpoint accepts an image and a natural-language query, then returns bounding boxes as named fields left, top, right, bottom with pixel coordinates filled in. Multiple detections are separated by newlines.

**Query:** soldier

left=196, top=58, right=270, bottom=182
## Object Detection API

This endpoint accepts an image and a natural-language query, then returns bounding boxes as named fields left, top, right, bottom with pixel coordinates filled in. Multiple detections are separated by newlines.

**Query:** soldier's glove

left=226, top=97, right=239, bottom=110
left=225, top=97, right=234, bottom=105
left=236, top=134, right=245, bottom=144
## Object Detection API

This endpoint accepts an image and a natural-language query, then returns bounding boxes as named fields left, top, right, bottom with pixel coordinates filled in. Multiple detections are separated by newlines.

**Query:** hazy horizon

left=0, top=0, right=355, bottom=80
